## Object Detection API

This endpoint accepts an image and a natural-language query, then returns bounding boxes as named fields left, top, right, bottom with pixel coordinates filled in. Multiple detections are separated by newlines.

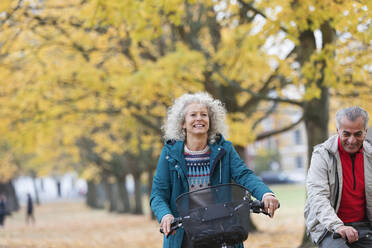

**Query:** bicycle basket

left=176, top=184, right=252, bottom=247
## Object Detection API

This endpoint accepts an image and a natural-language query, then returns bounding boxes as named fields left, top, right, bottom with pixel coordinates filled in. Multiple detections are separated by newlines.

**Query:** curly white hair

left=162, top=92, right=228, bottom=143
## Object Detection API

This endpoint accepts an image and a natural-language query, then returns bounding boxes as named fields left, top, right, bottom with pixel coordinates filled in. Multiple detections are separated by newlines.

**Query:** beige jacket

left=304, top=135, right=372, bottom=244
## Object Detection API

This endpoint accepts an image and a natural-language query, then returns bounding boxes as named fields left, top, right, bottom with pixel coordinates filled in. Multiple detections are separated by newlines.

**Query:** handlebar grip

left=159, top=217, right=182, bottom=237
left=332, top=232, right=342, bottom=239
left=160, top=227, right=174, bottom=238
left=255, top=201, right=280, bottom=217
left=266, top=202, right=281, bottom=208
left=260, top=201, right=281, bottom=209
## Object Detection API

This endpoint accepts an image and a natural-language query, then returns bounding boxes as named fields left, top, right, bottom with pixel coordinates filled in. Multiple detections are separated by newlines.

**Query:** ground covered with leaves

left=0, top=185, right=306, bottom=248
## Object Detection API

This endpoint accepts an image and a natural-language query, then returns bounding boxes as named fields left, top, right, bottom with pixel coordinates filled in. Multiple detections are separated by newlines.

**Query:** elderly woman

left=150, top=92, right=279, bottom=248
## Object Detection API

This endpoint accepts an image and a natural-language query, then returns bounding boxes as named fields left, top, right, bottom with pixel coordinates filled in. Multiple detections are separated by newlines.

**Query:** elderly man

left=305, top=106, right=372, bottom=247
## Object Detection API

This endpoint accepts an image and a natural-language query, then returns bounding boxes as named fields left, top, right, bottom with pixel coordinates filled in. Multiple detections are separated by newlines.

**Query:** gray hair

left=162, top=92, right=228, bottom=143
left=336, top=106, right=369, bottom=129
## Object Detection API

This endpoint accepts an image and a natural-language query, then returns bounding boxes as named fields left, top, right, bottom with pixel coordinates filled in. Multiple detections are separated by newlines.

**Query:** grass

left=0, top=184, right=307, bottom=248
left=246, top=184, right=306, bottom=248
left=271, top=183, right=306, bottom=209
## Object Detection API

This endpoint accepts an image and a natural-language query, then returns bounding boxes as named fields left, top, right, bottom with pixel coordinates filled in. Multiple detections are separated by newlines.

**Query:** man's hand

left=262, top=194, right=279, bottom=218
left=336, top=225, right=359, bottom=243
left=160, top=214, right=176, bottom=236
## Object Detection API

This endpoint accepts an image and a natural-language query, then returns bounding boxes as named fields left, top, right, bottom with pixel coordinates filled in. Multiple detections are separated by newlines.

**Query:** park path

left=0, top=198, right=304, bottom=248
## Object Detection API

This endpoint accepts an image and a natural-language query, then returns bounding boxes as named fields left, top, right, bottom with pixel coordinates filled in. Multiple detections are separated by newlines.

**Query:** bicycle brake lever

left=260, top=210, right=271, bottom=217
left=160, top=227, right=174, bottom=238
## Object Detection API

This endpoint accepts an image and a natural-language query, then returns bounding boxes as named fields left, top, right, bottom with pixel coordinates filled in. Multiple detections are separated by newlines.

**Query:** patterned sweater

left=184, top=145, right=211, bottom=191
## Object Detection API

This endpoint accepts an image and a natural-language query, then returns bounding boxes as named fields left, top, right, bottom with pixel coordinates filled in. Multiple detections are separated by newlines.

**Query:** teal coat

left=150, top=135, right=273, bottom=248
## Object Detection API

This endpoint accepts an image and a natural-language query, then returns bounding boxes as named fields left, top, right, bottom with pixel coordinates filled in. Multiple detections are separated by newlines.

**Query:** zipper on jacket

left=175, top=164, right=189, bottom=188
left=350, top=154, right=356, bottom=190
left=210, top=148, right=226, bottom=177
left=219, top=160, right=222, bottom=184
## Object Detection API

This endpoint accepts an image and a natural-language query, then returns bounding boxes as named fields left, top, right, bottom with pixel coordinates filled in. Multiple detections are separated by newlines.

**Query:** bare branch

left=131, top=113, right=162, bottom=136
left=252, top=103, right=278, bottom=130
left=237, top=0, right=288, bottom=33
left=255, top=115, right=304, bottom=141
left=0, top=0, right=24, bottom=28
left=254, top=95, right=304, bottom=106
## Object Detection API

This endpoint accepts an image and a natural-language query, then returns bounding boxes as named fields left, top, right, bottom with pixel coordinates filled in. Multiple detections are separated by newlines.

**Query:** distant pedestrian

left=0, top=194, right=7, bottom=227
left=26, top=193, right=35, bottom=225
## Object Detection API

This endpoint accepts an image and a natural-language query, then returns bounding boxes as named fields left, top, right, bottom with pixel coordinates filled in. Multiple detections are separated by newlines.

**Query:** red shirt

left=337, top=138, right=366, bottom=223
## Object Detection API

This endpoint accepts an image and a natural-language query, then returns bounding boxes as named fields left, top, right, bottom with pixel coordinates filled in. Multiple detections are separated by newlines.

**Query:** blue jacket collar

left=167, top=140, right=185, bottom=162
left=166, top=134, right=225, bottom=159
left=166, top=134, right=226, bottom=177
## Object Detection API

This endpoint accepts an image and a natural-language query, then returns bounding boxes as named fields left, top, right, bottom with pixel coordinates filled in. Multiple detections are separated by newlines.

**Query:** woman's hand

left=160, top=214, right=175, bottom=236
left=262, top=194, right=280, bottom=218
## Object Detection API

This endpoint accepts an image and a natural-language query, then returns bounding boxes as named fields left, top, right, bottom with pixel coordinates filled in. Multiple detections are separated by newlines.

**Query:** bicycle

left=160, top=183, right=274, bottom=248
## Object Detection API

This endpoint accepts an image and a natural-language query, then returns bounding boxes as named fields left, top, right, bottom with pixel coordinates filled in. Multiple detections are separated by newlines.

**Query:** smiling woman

left=150, top=92, right=280, bottom=248
left=182, top=103, right=210, bottom=147
left=162, top=92, right=227, bottom=144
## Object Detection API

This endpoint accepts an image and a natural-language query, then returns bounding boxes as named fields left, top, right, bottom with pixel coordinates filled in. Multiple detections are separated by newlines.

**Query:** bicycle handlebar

left=332, top=230, right=370, bottom=241
left=160, top=217, right=182, bottom=237
left=332, top=232, right=342, bottom=239
left=159, top=200, right=279, bottom=236
left=251, top=200, right=280, bottom=217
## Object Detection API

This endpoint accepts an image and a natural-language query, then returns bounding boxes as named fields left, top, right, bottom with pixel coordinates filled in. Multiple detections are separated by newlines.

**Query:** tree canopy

left=0, top=0, right=371, bottom=187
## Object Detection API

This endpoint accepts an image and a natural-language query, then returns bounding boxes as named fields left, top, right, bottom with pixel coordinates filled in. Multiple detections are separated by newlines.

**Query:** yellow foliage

left=0, top=0, right=371, bottom=182
left=0, top=0, right=14, bottom=13
left=81, top=164, right=102, bottom=181
left=0, top=152, right=18, bottom=183
left=303, top=83, right=321, bottom=101
left=227, top=113, right=256, bottom=146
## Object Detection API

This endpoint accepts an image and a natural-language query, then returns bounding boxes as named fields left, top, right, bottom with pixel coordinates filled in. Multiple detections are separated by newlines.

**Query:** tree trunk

left=40, top=178, right=45, bottom=192
left=147, top=167, right=155, bottom=219
left=117, top=176, right=131, bottom=213
left=103, top=180, right=118, bottom=212
left=32, top=176, right=40, bottom=205
left=304, top=88, right=329, bottom=165
left=298, top=22, right=335, bottom=248
left=86, top=180, right=97, bottom=208
left=86, top=180, right=104, bottom=209
left=299, top=76, right=329, bottom=248
left=0, top=180, right=19, bottom=212
left=235, top=145, right=257, bottom=232
left=132, top=173, right=143, bottom=214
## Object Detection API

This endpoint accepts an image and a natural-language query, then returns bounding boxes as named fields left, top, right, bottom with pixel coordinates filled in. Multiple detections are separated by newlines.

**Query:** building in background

left=248, top=119, right=372, bottom=184
left=248, top=122, right=307, bottom=183
left=276, top=122, right=307, bottom=181
left=247, top=107, right=307, bottom=183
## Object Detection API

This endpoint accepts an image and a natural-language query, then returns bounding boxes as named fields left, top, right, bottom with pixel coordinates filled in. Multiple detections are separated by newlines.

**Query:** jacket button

left=165, top=156, right=169, bottom=160
left=218, top=148, right=221, bottom=151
